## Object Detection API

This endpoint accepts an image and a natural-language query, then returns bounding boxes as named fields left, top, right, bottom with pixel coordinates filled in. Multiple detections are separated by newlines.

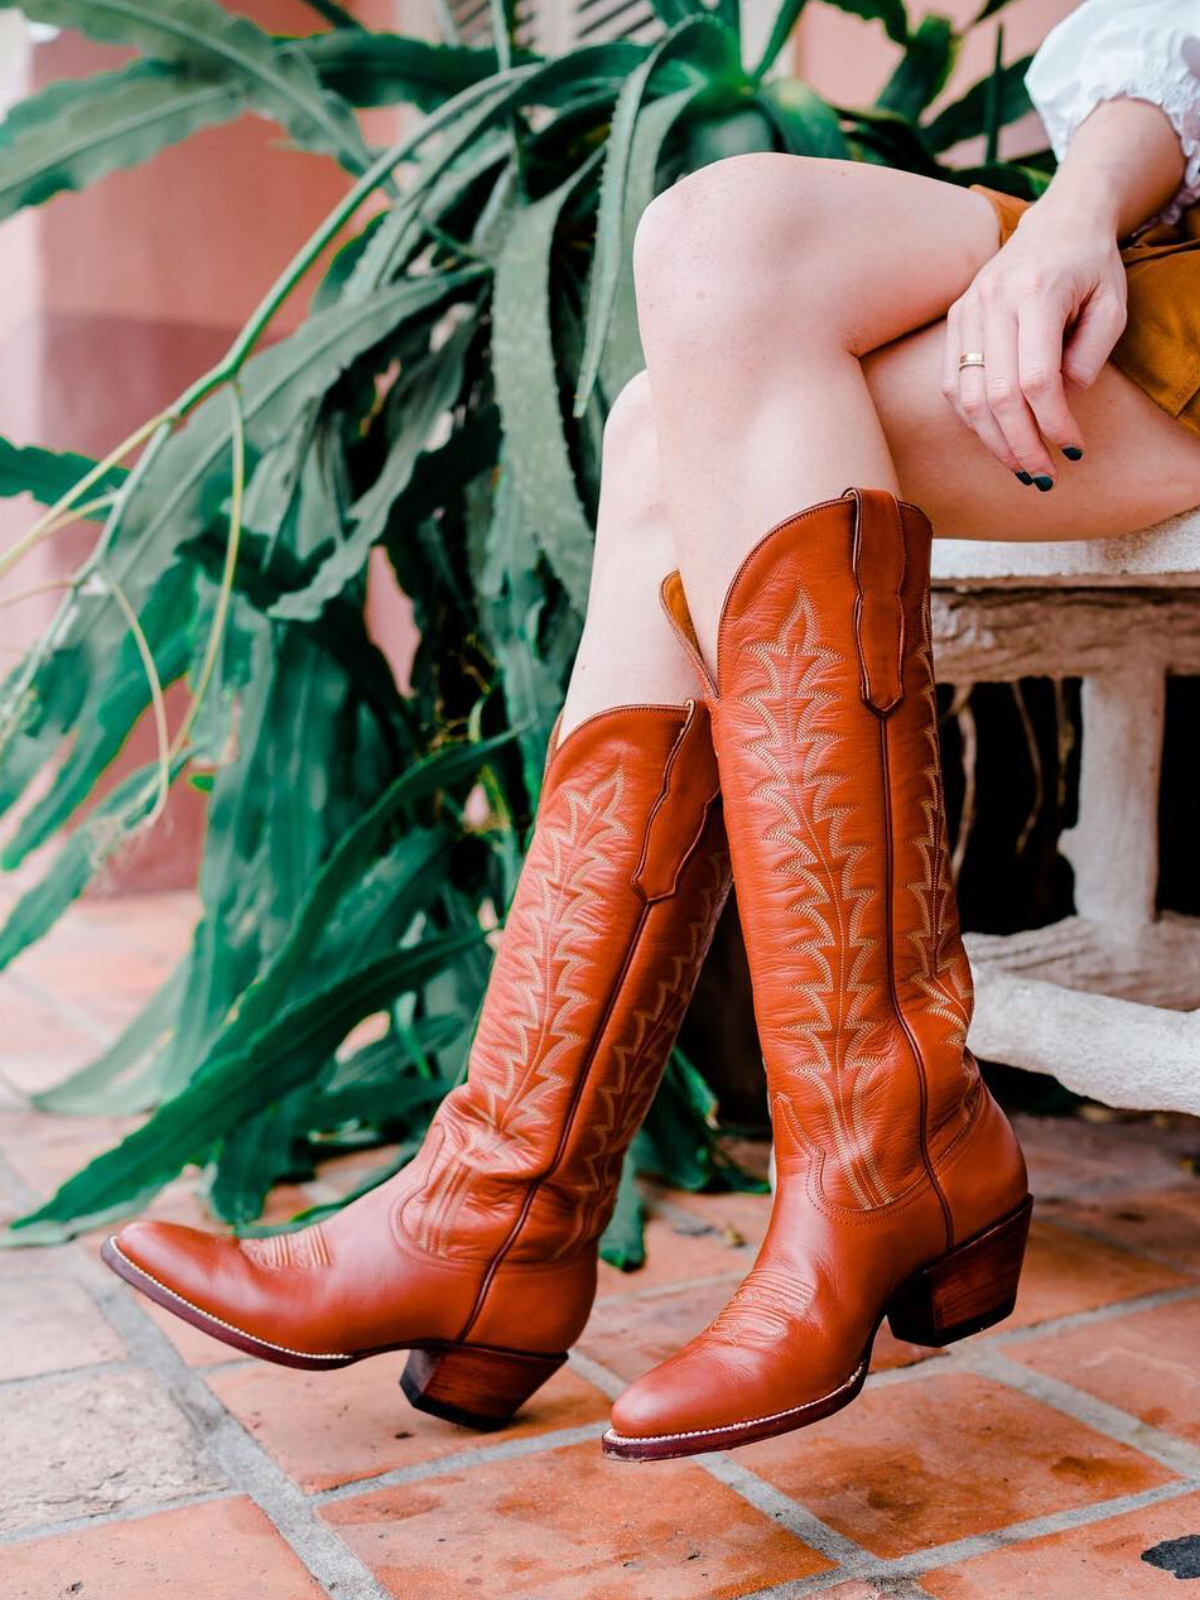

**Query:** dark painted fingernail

left=1034, top=475, right=1054, bottom=492
left=1014, top=471, right=1034, bottom=485
left=1062, top=445, right=1084, bottom=461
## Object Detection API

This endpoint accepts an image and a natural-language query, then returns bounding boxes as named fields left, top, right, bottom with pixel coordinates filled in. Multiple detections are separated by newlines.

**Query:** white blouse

left=1026, top=0, right=1200, bottom=223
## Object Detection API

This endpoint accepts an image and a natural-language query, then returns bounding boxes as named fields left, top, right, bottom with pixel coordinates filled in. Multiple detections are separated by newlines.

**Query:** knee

left=601, top=368, right=655, bottom=466
left=632, top=153, right=832, bottom=349
left=591, top=372, right=673, bottom=581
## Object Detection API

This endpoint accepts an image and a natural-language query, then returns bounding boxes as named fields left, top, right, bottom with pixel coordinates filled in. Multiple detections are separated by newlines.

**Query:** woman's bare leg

left=558, top=372, right=702, bottom=740
left=632, top=153, right=1200, bottom=662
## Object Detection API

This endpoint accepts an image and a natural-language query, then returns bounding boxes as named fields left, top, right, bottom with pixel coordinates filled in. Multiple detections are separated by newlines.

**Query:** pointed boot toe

left=103, top=1220, right=358, bottom=1370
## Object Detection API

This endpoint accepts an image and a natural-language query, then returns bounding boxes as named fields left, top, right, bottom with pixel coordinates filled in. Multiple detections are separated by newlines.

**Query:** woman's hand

left=942, top=198, right=1128, bottom=489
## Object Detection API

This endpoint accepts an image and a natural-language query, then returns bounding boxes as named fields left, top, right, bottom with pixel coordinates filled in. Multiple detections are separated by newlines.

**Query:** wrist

left=1029, top=170, right=1124, bottom=241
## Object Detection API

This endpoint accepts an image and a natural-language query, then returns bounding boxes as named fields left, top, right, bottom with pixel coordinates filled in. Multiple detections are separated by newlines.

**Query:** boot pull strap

left=846, top=487, right=907, bottom=717
left=633, top=699, right=720, bottom=903
left=659, top=572, right=718, bottom=700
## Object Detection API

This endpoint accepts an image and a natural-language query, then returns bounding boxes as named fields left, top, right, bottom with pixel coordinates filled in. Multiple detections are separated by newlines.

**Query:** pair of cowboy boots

left=104, top=488, right=1030, bottom=1457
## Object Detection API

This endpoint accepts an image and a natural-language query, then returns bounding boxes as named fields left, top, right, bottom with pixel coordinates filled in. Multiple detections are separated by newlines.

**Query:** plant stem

left=40, top=492, right=119, bottom=534
left=174, top=63, right=539, bottom=418
left=0, top=413, right=167, bottom=584
left=173, top=385, right=246, bottom=758
left=99, top=568, right=171, bottom=825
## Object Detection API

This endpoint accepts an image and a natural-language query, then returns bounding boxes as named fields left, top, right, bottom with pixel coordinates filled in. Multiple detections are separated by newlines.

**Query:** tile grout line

left=734, top=1479, right=1199, bottom=1599
left=0, top=1356, right=133, bottom=1391
left=310, top=1422, right=609, bottom=1505
left=6, top=1122, right=1200, bottom=1597
left=570, top=1349, right=887, bottom=1582
left=573, top=1305, right=1200, bottom=1598
left=3, top=968, right=115, bottom=1047
left=964, top=1345, right=1200, bottom=1480
left=74, top=1248, right=397, bottom=1600
left=0, top=1489, right=233, bottom=1549
left=701, top=1454, right=886, bottom=1575
left=1039, top=1209, right=1200, bottom=1276
left=865, top=1281, right=1200, bottom=1393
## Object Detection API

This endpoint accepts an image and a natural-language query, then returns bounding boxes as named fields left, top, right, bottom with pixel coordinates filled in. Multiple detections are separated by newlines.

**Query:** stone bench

left=931, top=510, right=1200, bottom=1115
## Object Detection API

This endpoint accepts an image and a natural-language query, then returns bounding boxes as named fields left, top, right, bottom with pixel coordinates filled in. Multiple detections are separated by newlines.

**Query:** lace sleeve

left=1026, top=0, right=1200, bottom=224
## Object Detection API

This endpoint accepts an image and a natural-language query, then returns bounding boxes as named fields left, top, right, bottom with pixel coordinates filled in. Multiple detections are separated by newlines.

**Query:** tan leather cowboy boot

left=604, top=489, right=1030, bottom=1461
left=104, top=701, right=729, bottom=1429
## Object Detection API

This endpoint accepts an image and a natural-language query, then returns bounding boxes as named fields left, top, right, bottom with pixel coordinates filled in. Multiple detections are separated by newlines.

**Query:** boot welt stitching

left=105, top=1238, right=353, bottom=1362
left=603, top=1357, right=867, bottom=1446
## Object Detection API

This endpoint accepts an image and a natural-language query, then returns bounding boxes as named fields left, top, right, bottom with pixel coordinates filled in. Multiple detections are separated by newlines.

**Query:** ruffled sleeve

left=1025, top=0, right=1200, bottom=224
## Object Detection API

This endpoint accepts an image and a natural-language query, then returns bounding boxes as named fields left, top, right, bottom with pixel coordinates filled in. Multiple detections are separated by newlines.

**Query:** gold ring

left=958, top=351, right=986, bottom=370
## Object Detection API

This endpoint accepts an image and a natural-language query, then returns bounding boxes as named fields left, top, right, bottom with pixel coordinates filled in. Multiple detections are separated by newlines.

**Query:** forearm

left=1033, top=96, right=1186, bottom=240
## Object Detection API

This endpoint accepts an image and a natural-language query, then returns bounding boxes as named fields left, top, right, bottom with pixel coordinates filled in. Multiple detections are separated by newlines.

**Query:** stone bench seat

left=930, top=510, right=1200, bottom=1115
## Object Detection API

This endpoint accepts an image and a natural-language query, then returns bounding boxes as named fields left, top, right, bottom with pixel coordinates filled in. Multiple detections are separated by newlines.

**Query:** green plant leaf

left=7, top=940, right=477, bottom=1238
left=597, top=83, right=708, bottom=401
left=758, top=78, right=848, bottom=158
left=31, top=962, right=189, bottom=1114
left=751, top=0, right=810, bottom=82
left=825, top=0, right=909, bottom=47
left=195, top=731, right=517, bottom=1072
left=299, top=0, right=362, bottom=27
left=2, top=561, right=197, bottom=866
left=492, top=155, right=602, bottom=611
left=922, top=51, right=1033, bottom=151
left=273, top=314, right=479, bottom=622
left=208, top=1089, right=311, bottom=1224
left=78, top=271, right=484, bottom=653
left=0, top=757, right=182, bottom=975
left=678, top=98, right=777, bottom=168
left=598, top=1150, right=646, bottom=1271
left=0, top=60, right=244, bottom=221
left=302, top=31, right=508, bottom=111
left=0, top=436, right=126, bottom=510
left=6, top=0, right=370, bottom=171
left=343, top=48, right=644, bottom=300
left=876, top=13, right=957, bottom=120
left=948, top=159, right=1050, bottom=198
left=839, top=103, right=941, bottom=174
left=475, top=453, right=566, bottom=794
left=574, top=12, right=741, bottom=420
left=304, top=1072, right=451, bottom=1138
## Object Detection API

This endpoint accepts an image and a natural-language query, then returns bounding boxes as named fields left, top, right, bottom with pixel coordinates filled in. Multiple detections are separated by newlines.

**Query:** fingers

left=1015, top=298, right=1086, bottom=475
left=943, top=297, right=1023, bottom=475
left=981, top=298, right=1059, bottom=486
left=1062, top=286, right=1127, bottom=390
left=941, top=281, right=1089, bottom=489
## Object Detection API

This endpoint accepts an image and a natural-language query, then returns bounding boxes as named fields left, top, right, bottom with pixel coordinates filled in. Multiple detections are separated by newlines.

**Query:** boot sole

left=602, top=1196, right=1033, bottom=1463
left=100, top=1235, right=566, bottom=1427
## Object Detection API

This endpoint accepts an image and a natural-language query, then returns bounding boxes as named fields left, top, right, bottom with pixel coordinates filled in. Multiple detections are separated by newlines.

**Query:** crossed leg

left=560, top=153, right=1200, bottom=730
left=632, top=153, right=1200, bottom=663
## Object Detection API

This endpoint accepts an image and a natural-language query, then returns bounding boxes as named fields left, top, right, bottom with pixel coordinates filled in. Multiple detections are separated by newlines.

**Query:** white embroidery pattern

left=706, top=1264, right=815, bottom=1348
left=551, top=841, right=730, bottom=1260
left=405, top=768, right=631, bottom=1256
left=737, top=588, right=892, bottom=1210
left=905, top=607, right=975, bottom=1103
left=241, top=1224, right=331, bottom=1271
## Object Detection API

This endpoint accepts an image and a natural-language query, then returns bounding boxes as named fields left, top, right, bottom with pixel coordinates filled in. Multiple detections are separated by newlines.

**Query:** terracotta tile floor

left=3, top=888, right=1200, bottom=1599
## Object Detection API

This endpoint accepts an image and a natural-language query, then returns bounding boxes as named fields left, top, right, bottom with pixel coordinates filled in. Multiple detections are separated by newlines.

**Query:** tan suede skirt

left=972, top=183, right=1200, bottom=438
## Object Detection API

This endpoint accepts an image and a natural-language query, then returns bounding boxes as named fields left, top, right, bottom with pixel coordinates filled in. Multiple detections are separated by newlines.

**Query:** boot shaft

left=399, top=702, right=729, bottom=1264
left=670, top=490, right=977, bottom=1213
